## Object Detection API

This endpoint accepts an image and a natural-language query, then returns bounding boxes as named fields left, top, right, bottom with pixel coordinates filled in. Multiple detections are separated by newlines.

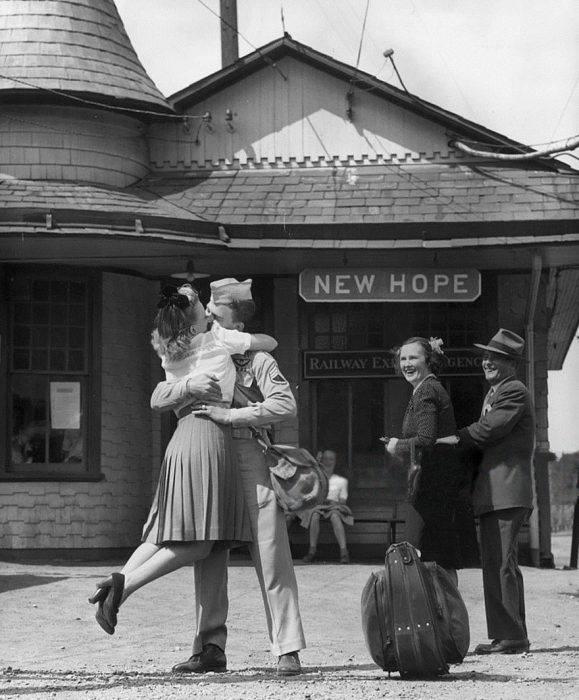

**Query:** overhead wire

left=550, top=73, right=579, bottom=140
left=0, top=73, right=197, bottom=120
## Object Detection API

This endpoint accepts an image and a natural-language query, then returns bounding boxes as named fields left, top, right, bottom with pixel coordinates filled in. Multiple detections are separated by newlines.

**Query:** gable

left=149, top=55, right=464, bottom=169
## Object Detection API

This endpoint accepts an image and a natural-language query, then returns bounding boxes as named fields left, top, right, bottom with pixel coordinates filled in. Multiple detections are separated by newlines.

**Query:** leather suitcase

left=361, top=541, right=470, bottom=677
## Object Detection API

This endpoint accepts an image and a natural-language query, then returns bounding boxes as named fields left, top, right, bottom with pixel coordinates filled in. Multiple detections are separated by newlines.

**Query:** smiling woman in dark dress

left=383, top=336, right=479, bottom=582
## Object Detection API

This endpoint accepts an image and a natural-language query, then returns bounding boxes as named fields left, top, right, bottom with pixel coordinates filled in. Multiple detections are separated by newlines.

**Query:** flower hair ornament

left=429, top=337, right=445, bottom=355
left=157, top=285, right=190, bottom=310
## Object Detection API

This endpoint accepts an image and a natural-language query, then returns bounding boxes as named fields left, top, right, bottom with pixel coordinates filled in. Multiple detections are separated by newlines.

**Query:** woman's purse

left=407, top=440, right=422, bottom=505
left=250, top=428, right=329, bottom=512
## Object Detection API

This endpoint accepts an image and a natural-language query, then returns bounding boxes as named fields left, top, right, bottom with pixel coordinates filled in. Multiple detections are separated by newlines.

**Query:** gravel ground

left=0, top=533, right=577, bottom=699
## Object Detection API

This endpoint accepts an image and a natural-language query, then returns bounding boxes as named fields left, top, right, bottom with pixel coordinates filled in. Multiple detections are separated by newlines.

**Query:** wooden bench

left=288, top=501, right=407, bottom=560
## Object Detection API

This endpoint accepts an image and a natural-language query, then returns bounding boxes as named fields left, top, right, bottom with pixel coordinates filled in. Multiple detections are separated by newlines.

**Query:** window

left=2, top=270, right=101, bottom=480
left=308, top=294, right=492, bottom=351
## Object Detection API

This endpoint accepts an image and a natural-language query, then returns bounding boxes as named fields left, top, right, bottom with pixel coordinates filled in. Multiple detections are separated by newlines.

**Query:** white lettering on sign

left=412, top=274, right=428, bottom=294
left=309, top=357, right=370, bottom=371
left=390, top=274, right=405, bottom=293
left=300, top=269, right=480, bottom=302
left=454, top=274, right=468, bottom=294
left=314, top=275, right=331, bottom=294
left=434, top=274, right=450, bottom=292
left=355, top=274, right=375, bottom=293
left=335, top=275, right=350, bottom=294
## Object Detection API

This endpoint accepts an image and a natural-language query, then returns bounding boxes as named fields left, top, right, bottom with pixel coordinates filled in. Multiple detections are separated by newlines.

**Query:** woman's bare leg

left=121, top=543, right=161, bottom=576
left=308, top=512, right=321, bottom=550
left=329, top=512, right=347, bottom=550
left=122, top=541, right=214, bottom=603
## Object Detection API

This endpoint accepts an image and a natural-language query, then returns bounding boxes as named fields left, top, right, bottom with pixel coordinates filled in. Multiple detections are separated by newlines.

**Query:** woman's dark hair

left=152, top=284, right=196, bottom=344
left=395, top=336, right=445, bottom=375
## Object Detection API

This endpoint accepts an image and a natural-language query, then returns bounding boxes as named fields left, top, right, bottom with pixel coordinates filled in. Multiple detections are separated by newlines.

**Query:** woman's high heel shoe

left=95, top=573, right=125, bottom=635
left=88, top=576, right=112, bottom=605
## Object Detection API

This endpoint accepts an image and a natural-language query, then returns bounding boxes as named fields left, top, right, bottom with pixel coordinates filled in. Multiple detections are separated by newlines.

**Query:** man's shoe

left=277, top=651, right=302, bottom=676
left=302, top=550, right=316, bottom=563
left=475, top=638, right=530, bottom=655
left=172, top=644, right=227, bottom=674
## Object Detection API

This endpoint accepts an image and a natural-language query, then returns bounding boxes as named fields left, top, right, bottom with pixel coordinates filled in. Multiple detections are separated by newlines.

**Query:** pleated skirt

left=141, top=414, right=252, bottom=546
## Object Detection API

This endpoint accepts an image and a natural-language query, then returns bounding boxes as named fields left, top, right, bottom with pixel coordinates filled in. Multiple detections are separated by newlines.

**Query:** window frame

left=0, top=266, right=103, bottom=482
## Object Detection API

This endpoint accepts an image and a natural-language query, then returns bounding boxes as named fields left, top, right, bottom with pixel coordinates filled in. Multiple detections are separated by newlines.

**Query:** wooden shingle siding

left=0, top=105, right=149, bottom=187
left=150, top=57, right=457, bottom=169
left=0, top=0, right=171, bottom=111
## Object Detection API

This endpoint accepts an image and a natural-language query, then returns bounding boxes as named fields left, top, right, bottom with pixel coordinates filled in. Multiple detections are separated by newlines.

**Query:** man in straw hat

left=150, top=278, right=305, bottom=676
left=440, top=328, right=534, bottom=655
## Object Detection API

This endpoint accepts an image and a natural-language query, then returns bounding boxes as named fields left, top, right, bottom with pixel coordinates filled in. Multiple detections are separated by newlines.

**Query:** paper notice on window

left=50, top=382, right=81, bottom=429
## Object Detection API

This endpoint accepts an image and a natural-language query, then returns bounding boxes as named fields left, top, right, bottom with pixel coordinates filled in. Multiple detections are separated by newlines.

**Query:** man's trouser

left=478, top=506, right=531, bottom=640
left=192, top=437, right=306, bottom=656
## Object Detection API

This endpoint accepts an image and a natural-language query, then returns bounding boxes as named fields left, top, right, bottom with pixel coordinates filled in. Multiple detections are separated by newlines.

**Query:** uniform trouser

left=192, top=437, right=306, bottom=657
left=478, top=506, right=531, bottom=640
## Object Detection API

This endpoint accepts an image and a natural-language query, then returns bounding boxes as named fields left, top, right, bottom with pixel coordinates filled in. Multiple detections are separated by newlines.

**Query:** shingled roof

left=0, top=0, right=172, bottom=114
left=0, top=177, right=217, bottom=238
left=135, top=164, right=579, bottom=236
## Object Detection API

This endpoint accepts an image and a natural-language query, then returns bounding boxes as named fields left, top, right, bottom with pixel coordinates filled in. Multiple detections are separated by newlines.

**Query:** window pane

left=50, top=349, right=67, bottom=371
left=51, top=326, right=67, bottom=346
left=14, top=302, right=31, bottom=322
left=13, top=349, right=30, bottom=370
left=31, top=326, right=49, bottom=346
left=32, top=279, right=50, bottom=301
left=68, top=327, right=85, bottom=349
left=68, top=351, right=85, bottom=372
left=13, top=325, right=30, bottom=345
left=11, top=375, right=84, bottom=467
left=50, top=281, right=68, bottom=302
left=31, top=349, right=49, bottom=370
left=32, top=304, right=50, bottom=324
left=68, top=305, right=86, bottom=325
left=11, top=376, right=48, bottom=464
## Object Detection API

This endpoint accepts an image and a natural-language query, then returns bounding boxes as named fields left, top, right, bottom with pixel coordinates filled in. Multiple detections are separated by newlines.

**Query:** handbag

left=250, top=428, right=329, bottom=512
left=406, top=440, right=422, bottom=505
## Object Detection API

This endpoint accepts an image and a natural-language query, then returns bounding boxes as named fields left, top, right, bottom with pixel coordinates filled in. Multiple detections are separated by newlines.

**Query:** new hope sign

left=299, top=268, right=481, bottom=302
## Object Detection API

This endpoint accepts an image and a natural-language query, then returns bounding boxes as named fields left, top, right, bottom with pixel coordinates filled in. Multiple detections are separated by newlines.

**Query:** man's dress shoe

left=172, top=644, right=227, bottom=674
left=474, top=638, right=530, bottom=655
left=277, top=651, right=302, bottom=676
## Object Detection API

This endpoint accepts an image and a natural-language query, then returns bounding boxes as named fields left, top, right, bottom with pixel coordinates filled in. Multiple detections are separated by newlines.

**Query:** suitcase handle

left=386, top=541, right=414, bottom=566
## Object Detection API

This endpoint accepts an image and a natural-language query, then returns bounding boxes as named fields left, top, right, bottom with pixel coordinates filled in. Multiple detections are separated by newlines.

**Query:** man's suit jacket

left=458, top=376, right=535, bottom=516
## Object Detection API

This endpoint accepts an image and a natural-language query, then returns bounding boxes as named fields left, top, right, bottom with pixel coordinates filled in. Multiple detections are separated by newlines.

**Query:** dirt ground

left=0, top=532, right=577, bottom=699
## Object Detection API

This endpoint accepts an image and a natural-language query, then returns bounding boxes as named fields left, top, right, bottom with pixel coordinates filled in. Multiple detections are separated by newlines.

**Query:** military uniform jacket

left=228, top=351, right=296, bottom=435
left=150, top=351, right=296, bottom=435
left=458, top=376, right=535, bottom=516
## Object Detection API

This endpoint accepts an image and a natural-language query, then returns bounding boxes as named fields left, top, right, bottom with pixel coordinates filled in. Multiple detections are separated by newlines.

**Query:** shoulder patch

left=269, top=368, right=288, bottom=384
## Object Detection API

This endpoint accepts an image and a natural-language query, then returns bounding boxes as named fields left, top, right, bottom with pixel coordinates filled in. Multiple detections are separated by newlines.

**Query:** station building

left=1, top=0, right=578, bottom=564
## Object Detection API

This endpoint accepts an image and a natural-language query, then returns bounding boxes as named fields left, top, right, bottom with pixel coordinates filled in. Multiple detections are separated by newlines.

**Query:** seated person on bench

left=300, top=449, right=354, bottom=564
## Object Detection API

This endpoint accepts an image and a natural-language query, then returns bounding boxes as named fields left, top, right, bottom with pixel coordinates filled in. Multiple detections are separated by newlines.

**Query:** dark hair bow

left=157, top=285, right=190, bottom=310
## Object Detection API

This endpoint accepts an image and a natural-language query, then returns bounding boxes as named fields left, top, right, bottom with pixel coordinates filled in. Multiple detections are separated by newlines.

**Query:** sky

left=114, top=0, right=579, bottom=453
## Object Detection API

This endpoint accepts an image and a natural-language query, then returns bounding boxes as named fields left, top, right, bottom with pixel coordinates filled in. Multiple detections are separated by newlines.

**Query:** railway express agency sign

left=299, top=268, right=481, bottom=302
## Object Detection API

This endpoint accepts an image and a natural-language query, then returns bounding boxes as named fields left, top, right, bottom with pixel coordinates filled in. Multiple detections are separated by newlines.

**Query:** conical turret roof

left=0, top=0, right=173, bottom=114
